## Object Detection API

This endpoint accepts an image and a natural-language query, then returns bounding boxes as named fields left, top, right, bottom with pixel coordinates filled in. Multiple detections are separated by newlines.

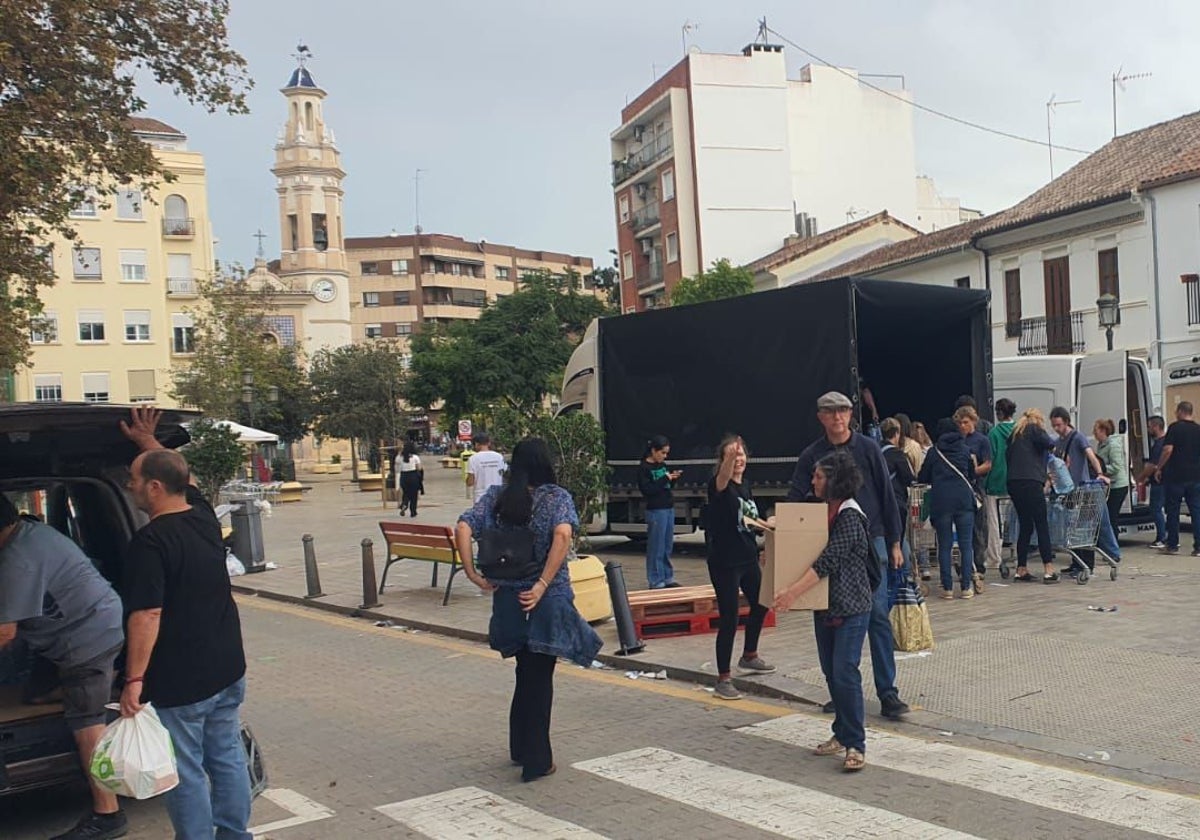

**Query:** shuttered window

left=1004, top=269, right=1022, bottom=337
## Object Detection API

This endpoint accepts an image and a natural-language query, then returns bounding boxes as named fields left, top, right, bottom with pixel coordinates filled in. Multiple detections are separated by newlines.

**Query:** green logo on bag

left=93, top=754, right=114, bottom=780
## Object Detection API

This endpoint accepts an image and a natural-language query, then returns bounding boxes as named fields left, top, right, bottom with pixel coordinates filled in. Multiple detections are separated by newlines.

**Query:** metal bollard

left=604, top=561, right=645, bottom=655
left=302, top=534, right=324, bottom=599
left=359, top=538, right=381, bottom=609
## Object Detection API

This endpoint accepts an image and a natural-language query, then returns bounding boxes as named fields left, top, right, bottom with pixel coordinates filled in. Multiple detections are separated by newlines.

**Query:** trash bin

left=230, top=497, right=267, bottom=573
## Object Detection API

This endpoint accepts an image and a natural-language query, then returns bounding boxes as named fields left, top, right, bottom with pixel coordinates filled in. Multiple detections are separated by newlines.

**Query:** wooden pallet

left=632, top=603, right=777, bottom=640
left=626, top=585, right=720, bottom=622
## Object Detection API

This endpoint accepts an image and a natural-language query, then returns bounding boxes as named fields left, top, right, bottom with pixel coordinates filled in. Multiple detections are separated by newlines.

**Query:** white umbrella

left=211, top=420, right=279, bottom=444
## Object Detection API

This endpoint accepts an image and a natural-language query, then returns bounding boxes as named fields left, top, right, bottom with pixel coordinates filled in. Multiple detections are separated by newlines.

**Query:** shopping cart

left=907, top=485, right=936, bottom=586
left=999, top=481, right=1118, bottom=585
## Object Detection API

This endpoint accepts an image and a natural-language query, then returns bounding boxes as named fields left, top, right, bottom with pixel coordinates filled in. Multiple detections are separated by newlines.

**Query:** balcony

left=162, top=217, right=195, bottom=238
left=629, top=202, right=660, bottom=233
left=1186, top=275, right=1200, bottom=326
left=612, top=131, right=673, bottom=186
left=1017, top=312, right=1085, bottom=356
left=636, top=261, right=664, bottom=291
left=167, top=277, right=198, bottom=297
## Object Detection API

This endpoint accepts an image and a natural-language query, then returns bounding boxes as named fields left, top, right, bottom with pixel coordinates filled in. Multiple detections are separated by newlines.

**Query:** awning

left=211, top=420, right=279, bottom=444
left=428, top=254, right=485, bottom=267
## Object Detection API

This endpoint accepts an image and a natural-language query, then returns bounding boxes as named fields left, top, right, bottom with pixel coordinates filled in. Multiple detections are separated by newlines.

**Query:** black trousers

left=707, top=561, right=769, bottom=677
left=509, top=648, right=556, bottom=779
left=399, top=473, right=421, bottom=515
left=1008, top=479, right=1052, bottom=567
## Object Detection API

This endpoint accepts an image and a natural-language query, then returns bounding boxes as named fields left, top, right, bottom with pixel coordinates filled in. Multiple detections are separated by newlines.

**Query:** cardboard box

left=760, top=502, right=829, bottom=611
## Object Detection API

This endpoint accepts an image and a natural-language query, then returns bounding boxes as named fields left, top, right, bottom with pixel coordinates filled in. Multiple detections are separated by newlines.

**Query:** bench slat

left=389, top=545, right=458, bottom=564
left=382, top=533, right=456, bottom=551
left=379, top=522, right=456, bottom=538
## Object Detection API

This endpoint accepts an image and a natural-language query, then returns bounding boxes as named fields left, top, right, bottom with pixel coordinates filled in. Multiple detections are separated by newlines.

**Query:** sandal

left=813, top=737, right=843, bottom=756
left=939, top=589, right=954, bottom=600
left=842, top=748, right=866, bottom=772
left=1043, top=573, right=1060, bottom=584
left=1013, top=571, right=1035, bottom=582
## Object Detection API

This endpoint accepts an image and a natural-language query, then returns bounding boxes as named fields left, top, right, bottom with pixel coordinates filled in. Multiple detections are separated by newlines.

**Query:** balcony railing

left=1018, top=312, right=1085, bottom=356
left=630, top=202, right=660, bottom=232
left=612, top=131, right=673, bottom=185
left=636, top=261, right=664, bottom=291
left=1186, top=275, right=1200, bottom=326
left=162, top=217, right=195, bottom=237
left=167, top=277, right=197, bottom=296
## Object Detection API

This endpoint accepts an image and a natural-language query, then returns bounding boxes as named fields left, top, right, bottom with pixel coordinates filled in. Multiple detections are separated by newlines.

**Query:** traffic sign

left=457, top=419, right=472, bottom=441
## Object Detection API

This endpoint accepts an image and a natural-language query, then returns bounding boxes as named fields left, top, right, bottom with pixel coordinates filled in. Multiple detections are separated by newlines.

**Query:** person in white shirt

left=395, top=441, right=424, bottom=517
left=467, top=433, right=507, bottom=503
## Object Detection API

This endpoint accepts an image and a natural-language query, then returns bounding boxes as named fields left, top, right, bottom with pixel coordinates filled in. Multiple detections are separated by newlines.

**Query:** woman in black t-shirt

left=706, top=435, right=774, bottom=701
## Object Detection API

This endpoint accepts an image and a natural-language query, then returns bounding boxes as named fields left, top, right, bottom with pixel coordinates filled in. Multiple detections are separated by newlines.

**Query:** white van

left=994, top=349, right=1156, bottom=529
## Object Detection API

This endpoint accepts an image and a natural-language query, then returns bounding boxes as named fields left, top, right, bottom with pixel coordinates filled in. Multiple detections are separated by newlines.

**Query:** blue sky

left=140, top=1, right=1200, bottom=270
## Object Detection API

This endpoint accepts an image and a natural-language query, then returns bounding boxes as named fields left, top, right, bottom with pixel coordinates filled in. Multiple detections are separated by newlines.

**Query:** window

left=119, top=249, right=148, bottom=282
left=31, top=311, right=58, bottom=344
left=666, top=232, right=679, bottom=264
left=128, top=370, right=156, bottom=402
left=288, top=214, right=298, bottom=250
left=116, top=189, right=143, bottom=220
left=77, top=310, right=106, bottom=342
left=619, top=195, right=630, bottom=223
left=1098, top=247, right=1120, bottom=324
left=661, top=169, right=675, bottom=202
left=312, top=213, right=328, bottom=251
left=172, top=313, right=195, bottom=354
left=361, top=261, right=379, bottom=275
left=123, top=309, right=151, bottom=342
left=423, top=258, right=437, bottom=275
left=451, top=288, right=486, bottom=307
left=164, top=194, right=189, bottom=220
left=363, top=291, right=380, bottom=307
left=73, top=247, right=102, bottom=280
left=396, top=322, right=413, bottom=336
left=70, top=189, right=97, bottom=217
left=391, top=259, right=409, bottom=274
left=1004, top=269, right=1022, bottom=337
left=81, top=373, right=110, bottom=403
left=495, top=265, right=510, bottom=281
left=392, top=291, right=410, bottom=306
left=450, top=262, right=463, bottom=276
left=33, top=374, right=62, bottom=403
left=167, top=253, right=192, bottom=293
left=622, top=251, right=633, bottom=280
left=365, top=324, right=383, bottom=339
left=954, top=276, right=971, bottom=289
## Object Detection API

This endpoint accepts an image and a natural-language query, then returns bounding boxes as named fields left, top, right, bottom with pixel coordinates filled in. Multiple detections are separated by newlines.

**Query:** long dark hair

left=815, top=451, right=863, bottom=501
left=401, top=440, right=417, bottom=463
left=495, top=437, right=557, bottom=526
left=643, top=434, right=670, bottom=460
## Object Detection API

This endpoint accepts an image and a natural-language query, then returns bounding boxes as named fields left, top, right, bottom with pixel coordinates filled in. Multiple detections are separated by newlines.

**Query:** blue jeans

left=1165, top=481, right=1200, bottom=551
left=156, top=677, right=252, bottom=840
left=1096, top=501, right=1121, bottom=560
left=813, top=611, right=870, bottom=753
left=932, top=510, right=975, bottom=592
left=1150, top=483, right=1166, bottom=542
left=644, top=508, right=676, bottom=588
left=868, top=537, right=900, bottom=702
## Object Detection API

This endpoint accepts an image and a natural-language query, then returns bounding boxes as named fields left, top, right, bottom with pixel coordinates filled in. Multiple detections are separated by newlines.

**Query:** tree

left=0, top=1, right=251, bottom=376
left=407, top=271, right=611, bottom=420
left=669, top=258, right=755, bottom=306
left=182, top=417, right=245, bottom=505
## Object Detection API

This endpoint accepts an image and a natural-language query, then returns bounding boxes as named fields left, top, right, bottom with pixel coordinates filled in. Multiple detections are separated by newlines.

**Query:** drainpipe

left=1139, top=190, right=1163, bottom=367
left=974, top=240, right=994, bottom=421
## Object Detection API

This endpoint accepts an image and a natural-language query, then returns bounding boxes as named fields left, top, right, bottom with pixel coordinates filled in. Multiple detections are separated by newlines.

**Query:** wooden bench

left=378, top=521, right=462, bottom=605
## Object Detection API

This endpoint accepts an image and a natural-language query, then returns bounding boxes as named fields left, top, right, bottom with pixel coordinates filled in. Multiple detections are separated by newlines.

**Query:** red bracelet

left=125, top=676, right=144, bottom=685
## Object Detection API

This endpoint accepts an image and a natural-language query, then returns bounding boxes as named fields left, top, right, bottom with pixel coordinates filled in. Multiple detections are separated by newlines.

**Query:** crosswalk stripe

left=574, top=747, right=982, bottom=839
left=376, top=786, right=609, bottom=839
left=743, top=714, right=1200, bottom=839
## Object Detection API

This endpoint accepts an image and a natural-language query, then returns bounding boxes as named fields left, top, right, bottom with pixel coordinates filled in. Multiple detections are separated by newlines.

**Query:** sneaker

left=821, top=700, right=835, bottom=714
left=919, top=569, right=932, bottom=582
left=1150, top=541, right=1166, bottom=549
left=737, top=655, right=776, bottom=675
left=713, top=680, right=741, bottom=700
left=960, top=586, right=974, bottom=600
left=1160, top=545, right=1180, bottom=555
left=880, top=696, right=910, bottom=720
left=1191, top=550, right=1200, bottom=558
left=664, top=581, right=682, bottom=588
left=51, top=811, right=128, bottom=840
left=939, top=589, right=954, bottom=600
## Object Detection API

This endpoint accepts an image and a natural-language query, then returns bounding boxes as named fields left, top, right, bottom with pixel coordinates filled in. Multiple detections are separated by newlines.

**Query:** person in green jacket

left=1093, top=418, right=1130, bottom=527
left=983, top=398, right=1017, bottom=570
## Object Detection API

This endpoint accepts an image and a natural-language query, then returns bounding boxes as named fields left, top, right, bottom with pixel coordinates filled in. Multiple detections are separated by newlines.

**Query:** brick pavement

left=236, top=465, right=1200, bottom=785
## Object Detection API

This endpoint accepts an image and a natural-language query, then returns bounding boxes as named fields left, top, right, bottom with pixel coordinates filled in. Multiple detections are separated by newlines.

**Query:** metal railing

left=630, top=202, right=660, bottom=232
left=1018, top=312, right=1085, bottom=355
left=162, top=217, right=195, bottom=237
left=1187, top=277, right=1200, bottom=326
left=612, top=131, right=673, bottom=185
left=167, top=277, right=197, bottom=295
left=636, top=261, right=664, bottom=291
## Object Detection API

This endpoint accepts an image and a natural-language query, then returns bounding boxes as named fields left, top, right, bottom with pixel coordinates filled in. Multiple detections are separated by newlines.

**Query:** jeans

left=1165, top=481, right=1200, bottom=551
left=707, top=561, right=769, bottom=677
left=932, top=510, right=975, bottom=592
left=868, top=537, right=900, bottom=702
left=644, top=508, right=676, bottom=588
left=156, top=677, right=252, bottom=840
left=982, top=494, right=1003, bottom=569
left=1008, top=479, right=1052, bottom=567
left=1150, top=483, right=1166, bottom=542
left=813, top=611, right=870, bottom=753
left=510, top=648, right=556, bottom=779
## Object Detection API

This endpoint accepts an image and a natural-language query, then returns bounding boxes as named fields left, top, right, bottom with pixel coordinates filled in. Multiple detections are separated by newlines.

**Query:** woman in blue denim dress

left=456, top=438, right=602, bottom=782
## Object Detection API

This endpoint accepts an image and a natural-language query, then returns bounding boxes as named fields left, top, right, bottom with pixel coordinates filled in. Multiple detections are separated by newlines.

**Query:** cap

left=816, top=391, right=853, bottom=411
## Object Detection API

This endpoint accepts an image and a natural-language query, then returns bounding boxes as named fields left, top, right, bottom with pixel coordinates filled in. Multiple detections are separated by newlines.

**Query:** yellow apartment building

left=13, top=118, right=214, bottom=406
left=345, top=234, right=595, bottom=345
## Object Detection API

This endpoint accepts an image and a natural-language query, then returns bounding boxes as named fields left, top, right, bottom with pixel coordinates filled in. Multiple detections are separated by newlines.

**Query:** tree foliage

left=182, top=417, right=245, bottom=505
left=406, top=271, right=611, bottom=421
left=0, top=0, right=251, bottom=376
left=170, top=272, right=312, bottom=443
left=309, top=342, right=409, bottom=448
left=669, top=258, right=755, bottom=306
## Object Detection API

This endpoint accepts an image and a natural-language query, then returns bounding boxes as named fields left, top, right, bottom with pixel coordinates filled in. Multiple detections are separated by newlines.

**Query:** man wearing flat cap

left=787, top=390, right=911, bottom=720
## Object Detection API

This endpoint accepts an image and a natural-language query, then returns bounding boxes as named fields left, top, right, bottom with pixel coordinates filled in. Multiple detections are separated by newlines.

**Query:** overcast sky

left=140, top=1, right=1200, bottom=269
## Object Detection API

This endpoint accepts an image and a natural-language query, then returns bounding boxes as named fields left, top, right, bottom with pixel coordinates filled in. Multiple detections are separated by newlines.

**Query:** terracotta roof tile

left=745, top=211, right=922, bottom=274
left=809, top=216, right=989, bottom=280
left=125, top=117, right=185, bottom=136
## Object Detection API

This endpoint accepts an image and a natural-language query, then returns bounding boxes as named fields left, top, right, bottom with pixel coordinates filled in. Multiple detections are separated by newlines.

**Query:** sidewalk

left=237, top=464, right=1200, bottom=786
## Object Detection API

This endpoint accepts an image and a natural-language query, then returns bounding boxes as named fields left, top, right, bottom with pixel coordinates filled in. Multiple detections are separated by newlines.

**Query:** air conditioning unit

left=640, top=238, right=654, bottom=255
left=632, top=124, right=644, bottom=142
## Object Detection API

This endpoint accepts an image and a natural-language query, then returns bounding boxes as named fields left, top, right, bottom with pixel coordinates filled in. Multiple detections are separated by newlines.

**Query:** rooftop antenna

left=1112, top=67, right=1152, bottom=137
left=757, top=17, right=769, bottom=44
left=682, top=20, right=699, bottom=55
left=1046, top=93, right=1081, bottom=179
left=413, top=168, right=427, bottom=234
left=253, top=228, right=267, bottom=259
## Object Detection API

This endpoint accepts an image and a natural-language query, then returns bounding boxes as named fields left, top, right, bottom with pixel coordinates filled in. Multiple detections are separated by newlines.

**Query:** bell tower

left=272, top=45, right=351, bottom=349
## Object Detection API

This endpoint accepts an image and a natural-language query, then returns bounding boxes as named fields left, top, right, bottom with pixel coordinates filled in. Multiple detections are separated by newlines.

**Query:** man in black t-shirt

left=1155, top=401, right=1200, bottom=555
left=118, top=408, right=251, bottom=840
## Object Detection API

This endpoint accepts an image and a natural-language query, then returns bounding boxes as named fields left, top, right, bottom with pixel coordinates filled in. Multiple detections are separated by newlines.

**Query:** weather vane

left=292, top=42, right=312, bottom=67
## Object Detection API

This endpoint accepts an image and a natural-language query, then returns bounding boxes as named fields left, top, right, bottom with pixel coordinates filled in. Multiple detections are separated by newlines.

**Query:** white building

left=816, top=110, right=1200, bottom=382
left=610, top=41, right=968, bottom=311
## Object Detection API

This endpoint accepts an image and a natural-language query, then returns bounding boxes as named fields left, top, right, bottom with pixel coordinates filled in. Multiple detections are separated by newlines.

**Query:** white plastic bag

left=90, top=704, right=179, bottom=799
left=226, top=549, right=246, bottom=577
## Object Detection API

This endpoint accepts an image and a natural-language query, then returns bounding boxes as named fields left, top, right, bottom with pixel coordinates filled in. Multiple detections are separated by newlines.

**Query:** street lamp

left=240, top=371, right=278, bottom=427
left=1097, top=293, right=1120, bottom=351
